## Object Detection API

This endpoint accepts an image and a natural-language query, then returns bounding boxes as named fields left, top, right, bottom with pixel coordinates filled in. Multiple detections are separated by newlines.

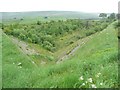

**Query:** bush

left=42, top=41, right=54, bottom=51
left=12, top=29, right=21, bottom=37
left=18, top=33, right=26, bottom=40
left=86, top=30, right=95, bottom=36
left=27, top=37, right=32, bottom=43
left=101, top=23, right=108, bottom=29
left=76, top=36, right=81, bottom=40
left=31, top=34, right=39, bottom=44
left=3, top=28, right=12, bottom=35
left=93, top=26, right=102, bottom=32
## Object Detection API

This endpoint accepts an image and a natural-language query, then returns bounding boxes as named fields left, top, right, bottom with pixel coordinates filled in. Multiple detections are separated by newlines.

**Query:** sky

left=0, top=0, right=119, bottom=13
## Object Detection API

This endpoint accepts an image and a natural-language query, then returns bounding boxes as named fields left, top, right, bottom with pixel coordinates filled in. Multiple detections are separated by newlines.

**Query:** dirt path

left=56, top=32, right=95, bottom=64
left=11, top=36, right=39, bottom=66
left=11, top=37, right=39, bottom=55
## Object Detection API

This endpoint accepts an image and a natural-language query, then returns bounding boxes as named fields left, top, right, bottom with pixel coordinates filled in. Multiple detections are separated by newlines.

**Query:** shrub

left=101, top=23, right=108, bottom=29
left=42, top=41, right=54, bottom=51
left=27, top=37, right=32, bottom=43
left=3, top=28, right=12, bottom=35
left=86, top=31, right=95, bottom=36
left=76, top=36, right=81, bottom=40
left=93, top=26, right=102, bottom=32
left=18, top=33, right=26, bottom=40
left=12, top=29, right=21, bottom=37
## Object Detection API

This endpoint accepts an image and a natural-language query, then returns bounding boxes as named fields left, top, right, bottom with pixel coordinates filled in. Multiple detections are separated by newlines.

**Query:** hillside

left=2, top=11, right=100, bottom=24
left=2, top=11, right=99, bottom=19
left=2, top=21, right=118, bottom=88
left=0, top=29, right=2, bottom=89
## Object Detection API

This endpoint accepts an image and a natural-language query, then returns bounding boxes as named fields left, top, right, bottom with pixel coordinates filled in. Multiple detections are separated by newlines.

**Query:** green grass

left=0, top=29, right=2, bottom=89
left=2, top=22, right=118, bottom=88
left=3, top=16, right=67, bottom=25
left=3, top=11, right=99, bottom=25
left=2, top=32, right=36, bottom=88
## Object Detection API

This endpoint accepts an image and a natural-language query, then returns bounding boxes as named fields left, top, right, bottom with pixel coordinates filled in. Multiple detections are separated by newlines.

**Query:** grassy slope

left=2, top=22, right=118, bottom=88
left=31, top=22, right=118, bottom=88
left=0, top=29, right=2, bottom=89
left=2, top=32, right=35, bottom=87
left=0, top=13, right=2, bottom=89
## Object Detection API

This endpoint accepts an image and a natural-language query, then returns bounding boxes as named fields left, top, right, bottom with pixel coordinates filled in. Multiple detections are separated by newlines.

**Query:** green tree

left=99, top=13, right=107, bottom=19
left=108, top=13, right=116, bottom=20
left=37, top=21, right=41, bottom=25
left=19, top=33, right=26, bottom=40
left=116, top=14, right=120, bottom=19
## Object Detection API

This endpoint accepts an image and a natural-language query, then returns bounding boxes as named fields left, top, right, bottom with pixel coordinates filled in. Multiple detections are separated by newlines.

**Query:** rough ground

left=56, top=35, right=92, bottom=64
left=10, top=30, right=102, bottom=64
left=11, top=36, right=46, bottom=65
left=11, top=37, right=39, bottom=55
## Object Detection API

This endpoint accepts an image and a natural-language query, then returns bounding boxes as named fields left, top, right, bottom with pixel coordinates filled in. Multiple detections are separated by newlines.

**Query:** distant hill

left=2, top=11, right=100, bottom=20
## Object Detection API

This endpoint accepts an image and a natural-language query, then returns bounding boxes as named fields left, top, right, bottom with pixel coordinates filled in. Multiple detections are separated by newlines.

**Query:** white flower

left=100, top=83, right=103, bottom=85
left=88, top=78, right=92, bottom=83
left=82, top=83, right=85, bottom=86
left=96, top=75, right=99, bottom=77
left=32, top=61, right=35, bottom=64
left=91, top=84, right=97, bottom=88
left=18, top=62, right=22, bottom=66
left=79, top=76, right=84, bottom=80
left=98, top=73, right=101, bottom=75
left=85, top=81, right=88, bottom=84
left=96, top=72, right=101, bottom=77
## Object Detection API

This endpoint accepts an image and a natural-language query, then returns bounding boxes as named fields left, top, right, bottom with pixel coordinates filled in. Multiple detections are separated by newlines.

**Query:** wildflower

left=85, top=81, right=88, bottom=84
left=98, top=73, right=101, bottom=75
left=100, top=83, right=103, bottom=85
left=96, top=72, right=101, bottom=77
left=79, top=76, right=84, bottom=81
left=88, top=78, right=92, bottom=83
left=18, top=62, right=22, bottom=66
left=32, top=61, right=35, bottom=64
left=91, top=84, right=97, bottom=88
left=82, top=83, right=85, bottom=86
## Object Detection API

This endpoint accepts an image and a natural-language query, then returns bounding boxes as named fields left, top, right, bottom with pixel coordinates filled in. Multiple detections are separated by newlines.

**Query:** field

left=0, top=29, right=2, bottom=89
left=1, top=11, right=119, bottom=88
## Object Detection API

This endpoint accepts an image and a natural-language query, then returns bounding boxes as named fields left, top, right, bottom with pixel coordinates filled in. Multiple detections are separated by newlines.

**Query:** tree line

left=2, top=16, right=114, bottom=52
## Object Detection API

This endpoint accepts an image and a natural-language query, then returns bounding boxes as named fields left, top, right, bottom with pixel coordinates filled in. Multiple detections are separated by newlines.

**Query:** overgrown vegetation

left=2, top=12, right=118, bottom=88
left=3, top=19, right=112, bottom=52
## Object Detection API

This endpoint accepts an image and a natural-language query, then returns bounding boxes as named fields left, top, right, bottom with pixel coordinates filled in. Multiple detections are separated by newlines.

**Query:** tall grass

left=0, top=29, right=2, bottom=89
left=2, top=22, right=118, bottom=88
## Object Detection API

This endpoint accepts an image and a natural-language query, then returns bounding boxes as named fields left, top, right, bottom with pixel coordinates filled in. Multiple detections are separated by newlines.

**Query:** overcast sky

left=0, top=0, right=119, bottom=13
